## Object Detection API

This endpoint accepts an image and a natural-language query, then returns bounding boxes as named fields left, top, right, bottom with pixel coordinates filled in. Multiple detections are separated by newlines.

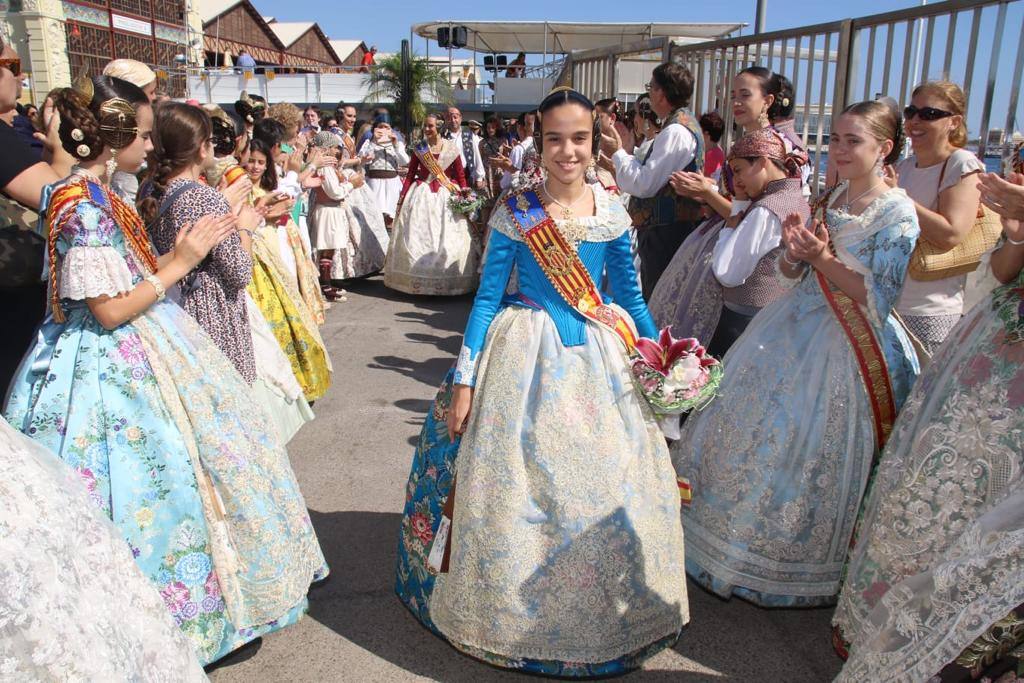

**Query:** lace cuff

left=59, top=246, right=135, bottom=300
left=453, top=345, right=478, bottom=387
left=773, top=252, right=806, bottom=289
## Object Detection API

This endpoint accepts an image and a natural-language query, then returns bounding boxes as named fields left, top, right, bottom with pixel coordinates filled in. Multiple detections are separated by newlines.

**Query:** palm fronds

left=362, top=53, right=453, bottom=129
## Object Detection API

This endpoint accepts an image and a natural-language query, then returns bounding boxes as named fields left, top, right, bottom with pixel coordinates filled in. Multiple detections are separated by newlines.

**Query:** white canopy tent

left=410, top=21, right=745, bottom=55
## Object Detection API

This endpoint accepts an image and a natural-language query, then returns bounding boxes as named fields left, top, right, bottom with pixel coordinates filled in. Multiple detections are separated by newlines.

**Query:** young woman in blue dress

left=395, top=87, right=689, bottom=676
left=5, top=75, right=327, bottom=666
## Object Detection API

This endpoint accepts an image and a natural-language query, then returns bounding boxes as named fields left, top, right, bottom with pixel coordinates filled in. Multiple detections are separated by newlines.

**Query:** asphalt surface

left=207, top=276, right=844, bottom=683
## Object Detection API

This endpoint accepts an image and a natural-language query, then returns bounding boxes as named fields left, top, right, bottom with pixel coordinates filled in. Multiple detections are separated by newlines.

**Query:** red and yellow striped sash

left=505, top=190, right=638, bottom=354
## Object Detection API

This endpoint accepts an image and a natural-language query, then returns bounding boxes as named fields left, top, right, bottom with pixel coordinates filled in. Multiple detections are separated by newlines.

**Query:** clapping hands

left=782, top=214, right=830, bottom=266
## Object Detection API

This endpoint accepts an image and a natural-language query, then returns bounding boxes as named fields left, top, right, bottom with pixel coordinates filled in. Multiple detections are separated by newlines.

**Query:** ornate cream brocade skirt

left=429, top=306, right=688, bottom=664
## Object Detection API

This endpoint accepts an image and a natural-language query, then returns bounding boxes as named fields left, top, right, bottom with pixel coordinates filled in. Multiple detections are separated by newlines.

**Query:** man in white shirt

left=601, top=62, right=704, bottom=298
left=443, top=106, right=485, bottom=190
left=498, top=111, right=536, bottom=191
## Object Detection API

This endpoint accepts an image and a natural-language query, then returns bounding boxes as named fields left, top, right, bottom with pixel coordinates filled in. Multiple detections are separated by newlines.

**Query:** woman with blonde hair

left=891, top=80, right=984, bottom=354
left=670, top=99, right=920, bottom=606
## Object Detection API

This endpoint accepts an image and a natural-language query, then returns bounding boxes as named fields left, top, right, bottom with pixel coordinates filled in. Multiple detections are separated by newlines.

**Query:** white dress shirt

left=611, top=124, right=697, bottom=198
left=447, top=128, right=485, bottom=184
left=711, top=206, right=782, bottom=287
left=500, top=137, right=535, bottom=190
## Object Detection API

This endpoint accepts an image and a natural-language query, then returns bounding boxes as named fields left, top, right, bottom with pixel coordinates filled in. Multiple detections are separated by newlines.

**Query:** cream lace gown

left=0, top=418, right=207, bottom=681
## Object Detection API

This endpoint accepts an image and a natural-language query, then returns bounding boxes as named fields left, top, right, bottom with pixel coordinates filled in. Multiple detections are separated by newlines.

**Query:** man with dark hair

left=601, top=61, right=704, bottom=298
left=699, top=111, right=726, bottom=181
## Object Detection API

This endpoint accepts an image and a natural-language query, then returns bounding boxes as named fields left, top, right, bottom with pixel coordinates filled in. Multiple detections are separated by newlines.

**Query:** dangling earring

left=757, top=104, right=770, bottom=128
left=105, top=149, right=118, bottom=182
left=875, top=156, right=885, bottom=178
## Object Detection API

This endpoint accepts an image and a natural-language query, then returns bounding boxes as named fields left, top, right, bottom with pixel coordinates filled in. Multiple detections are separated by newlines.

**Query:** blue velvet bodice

left=454, top=187, right=657, bottom=386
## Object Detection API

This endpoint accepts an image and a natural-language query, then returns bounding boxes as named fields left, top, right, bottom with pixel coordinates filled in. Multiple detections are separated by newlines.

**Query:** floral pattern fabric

left=148, top=179, right=257, bottom=384
left=248, top=223, right=332, bottom=402
left=0, top=417, right=207, bottom=682
left=833, top=265, right=1024, bottom=679
left=5, top=178, right=327, bottom=665
left=669, top=188, right=920, bottom=606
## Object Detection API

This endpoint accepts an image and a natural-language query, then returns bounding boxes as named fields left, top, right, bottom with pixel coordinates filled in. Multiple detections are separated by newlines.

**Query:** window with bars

left=151, top=0, right=184, bottom=25
left=108, top=0, right=149, bottom=18
left=113, top=31, right=155, bottom=64
left=67, top=23, right=113, bottom=73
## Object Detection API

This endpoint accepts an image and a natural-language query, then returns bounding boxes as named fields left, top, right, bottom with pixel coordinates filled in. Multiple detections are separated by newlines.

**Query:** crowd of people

left=1, top=27, right=1023, bottom=682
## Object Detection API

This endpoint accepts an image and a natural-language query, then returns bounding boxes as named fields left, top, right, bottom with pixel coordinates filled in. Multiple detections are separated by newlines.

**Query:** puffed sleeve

left=606, top=230, right=658, bottom=339
left=853, top=198, right=920, bottom=331
left=453, top=229, right=517, bottom=386
left=57, top=201, right=135, bottom=300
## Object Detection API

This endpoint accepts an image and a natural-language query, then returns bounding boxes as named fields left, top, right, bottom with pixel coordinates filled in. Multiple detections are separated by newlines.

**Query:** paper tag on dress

left=427, top=515, right=451, bottom=574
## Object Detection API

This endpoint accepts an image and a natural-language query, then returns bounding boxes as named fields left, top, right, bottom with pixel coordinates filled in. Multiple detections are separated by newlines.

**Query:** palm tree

left=362, top=52, right=452, bottom=134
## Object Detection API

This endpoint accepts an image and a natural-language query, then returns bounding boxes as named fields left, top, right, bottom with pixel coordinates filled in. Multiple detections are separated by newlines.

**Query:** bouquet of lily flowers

left=630, top=328, right=722, bottom=440
left=448, top=190, right=485, bottom=217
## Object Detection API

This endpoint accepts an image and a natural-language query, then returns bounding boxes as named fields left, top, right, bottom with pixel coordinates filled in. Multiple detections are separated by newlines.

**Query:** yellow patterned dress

left=246, top=197, right=333, bottom=402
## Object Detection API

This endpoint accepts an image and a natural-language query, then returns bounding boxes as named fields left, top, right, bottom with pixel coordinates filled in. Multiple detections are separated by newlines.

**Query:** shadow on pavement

left=368, top=355, right=452, bottom=387
left=305, top=509, right=520, bottom=681
left=343, top=277, right=472, bottom=336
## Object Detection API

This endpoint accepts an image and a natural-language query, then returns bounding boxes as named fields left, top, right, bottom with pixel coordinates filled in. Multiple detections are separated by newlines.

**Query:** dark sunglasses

left=0, top=57, right=21, bottom=75
left=903, top=105, right=954, bottom=121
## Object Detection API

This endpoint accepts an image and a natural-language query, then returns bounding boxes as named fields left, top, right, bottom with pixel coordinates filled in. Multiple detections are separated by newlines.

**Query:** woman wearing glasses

left=889, top=81, right=984, bottom=355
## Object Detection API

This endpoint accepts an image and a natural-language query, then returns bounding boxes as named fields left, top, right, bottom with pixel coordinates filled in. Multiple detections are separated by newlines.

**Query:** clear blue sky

left=268, top=0, right=911, bottom=53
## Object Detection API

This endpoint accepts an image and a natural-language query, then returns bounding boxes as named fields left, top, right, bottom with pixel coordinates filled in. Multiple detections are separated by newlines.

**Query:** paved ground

left=208, top=276, right=845, bottom=682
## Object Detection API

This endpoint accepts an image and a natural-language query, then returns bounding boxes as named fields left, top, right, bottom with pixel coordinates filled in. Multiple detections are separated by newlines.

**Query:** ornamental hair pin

left=76, top=143, right=91, bottom=157
left=70, top=128, right=85, bottom=141
left=98, top=97, right=139, bottom=150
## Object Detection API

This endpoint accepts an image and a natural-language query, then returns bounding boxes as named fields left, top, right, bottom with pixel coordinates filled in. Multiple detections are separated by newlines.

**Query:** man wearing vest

left=443, top=106, right=485, bottom=191
left=602, top=62, right=704, bottom=299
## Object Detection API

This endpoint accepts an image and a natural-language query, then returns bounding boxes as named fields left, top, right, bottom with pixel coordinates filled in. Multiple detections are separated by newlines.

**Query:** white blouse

left=711, top=205, right=782, bottom=287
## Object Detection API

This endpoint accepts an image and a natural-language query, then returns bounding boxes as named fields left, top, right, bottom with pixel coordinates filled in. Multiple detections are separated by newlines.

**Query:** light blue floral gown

left=5, top=174, right=327, bottom=665
left=670, top=185, right=920, bottom=607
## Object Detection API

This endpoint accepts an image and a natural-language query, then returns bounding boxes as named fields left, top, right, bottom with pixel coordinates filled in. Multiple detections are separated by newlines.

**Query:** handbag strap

left=934, top=156, right=950, bottom=209
left=147, top=181, right=199, bottom=231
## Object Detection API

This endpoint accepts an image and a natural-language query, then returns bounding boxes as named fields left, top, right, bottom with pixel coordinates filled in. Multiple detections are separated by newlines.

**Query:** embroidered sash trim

left=815, top=270, right=896, bottom=450
left=505, top=190, right=638, bottom=354
left=415, top=143, right=460, bottom=195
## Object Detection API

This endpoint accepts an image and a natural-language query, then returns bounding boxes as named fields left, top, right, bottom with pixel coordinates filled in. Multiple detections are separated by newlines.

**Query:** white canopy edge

left=411, top=20, right=746, bottom=55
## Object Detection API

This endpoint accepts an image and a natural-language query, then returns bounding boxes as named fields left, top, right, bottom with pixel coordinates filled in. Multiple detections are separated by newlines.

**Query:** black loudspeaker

left=437, top=26, right=468, bottom=49
left=451, top=26, right=468, bottom=48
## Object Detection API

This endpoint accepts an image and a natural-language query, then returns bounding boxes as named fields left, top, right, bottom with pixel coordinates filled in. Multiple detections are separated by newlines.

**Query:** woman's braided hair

left=137, top=102, right=212, bottom=224
left=52, top=76, right=147, bottom=162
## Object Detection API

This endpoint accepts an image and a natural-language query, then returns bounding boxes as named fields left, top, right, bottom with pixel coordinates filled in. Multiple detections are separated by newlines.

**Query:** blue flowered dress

left=5, top=174, right=327, bottom=665
left=670, top=185, right=921, bottom=607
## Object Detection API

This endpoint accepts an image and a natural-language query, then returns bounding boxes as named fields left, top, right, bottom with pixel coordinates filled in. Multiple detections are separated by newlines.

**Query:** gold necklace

left=543, top=180, right=590, bottom=246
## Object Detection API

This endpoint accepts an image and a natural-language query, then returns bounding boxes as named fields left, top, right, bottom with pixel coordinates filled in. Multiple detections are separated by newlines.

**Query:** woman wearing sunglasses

left=888, top=80, right=984, bottom=355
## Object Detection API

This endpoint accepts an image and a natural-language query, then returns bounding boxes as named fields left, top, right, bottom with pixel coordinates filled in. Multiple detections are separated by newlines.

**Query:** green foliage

left=362, top=53, right=452, bottom=130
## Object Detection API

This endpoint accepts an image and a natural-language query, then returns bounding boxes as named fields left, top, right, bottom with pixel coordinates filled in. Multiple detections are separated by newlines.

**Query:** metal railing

left=670, top=0, right=1023, bottom=190
left=566, top=0, right=1023, bottom=193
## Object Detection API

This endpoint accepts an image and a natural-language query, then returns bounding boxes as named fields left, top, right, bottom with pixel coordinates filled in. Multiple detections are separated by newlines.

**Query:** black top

left=0, top=120, right=39, bottom=191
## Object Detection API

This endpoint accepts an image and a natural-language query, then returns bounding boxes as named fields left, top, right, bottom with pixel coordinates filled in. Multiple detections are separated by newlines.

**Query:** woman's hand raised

left=173, top=214, right=235, bottom=269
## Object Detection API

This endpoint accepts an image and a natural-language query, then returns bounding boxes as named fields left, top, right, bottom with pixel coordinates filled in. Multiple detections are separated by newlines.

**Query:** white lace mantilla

left=59, top=245, right=136, bottom=300
left=489, top=184, right=630, bottom=244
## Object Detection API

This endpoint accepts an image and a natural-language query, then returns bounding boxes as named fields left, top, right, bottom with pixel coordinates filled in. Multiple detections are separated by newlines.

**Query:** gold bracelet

left=144, top=273, right=166, bottom=301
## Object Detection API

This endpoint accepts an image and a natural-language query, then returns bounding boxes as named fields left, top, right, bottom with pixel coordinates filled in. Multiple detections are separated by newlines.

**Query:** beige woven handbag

left=908, top=157, right=1002, bottom=282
